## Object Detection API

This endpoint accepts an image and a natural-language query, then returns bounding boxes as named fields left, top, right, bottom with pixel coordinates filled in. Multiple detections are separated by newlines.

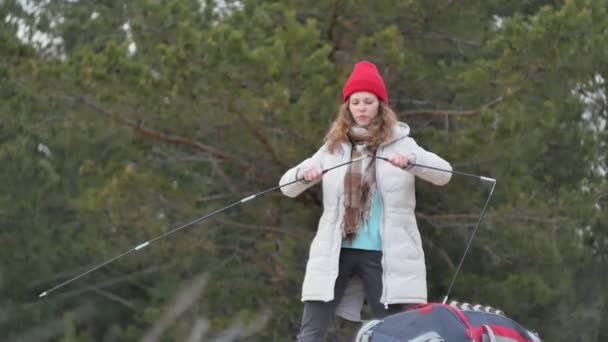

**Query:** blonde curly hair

left=324, top=101, right=398, bottom=153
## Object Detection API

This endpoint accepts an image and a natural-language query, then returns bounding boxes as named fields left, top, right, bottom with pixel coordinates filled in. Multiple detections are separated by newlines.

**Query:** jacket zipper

left=339, top=133, right=407, bottom=308
left=374, top=147, right=389, bottom=309
left=375, top=133, right=408, bottom=308
left=329, top=143, right=351, bottom=301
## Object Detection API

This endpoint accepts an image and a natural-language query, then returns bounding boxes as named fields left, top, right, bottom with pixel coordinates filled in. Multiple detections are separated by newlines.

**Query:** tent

left=356, top=302, right=542, bottom=342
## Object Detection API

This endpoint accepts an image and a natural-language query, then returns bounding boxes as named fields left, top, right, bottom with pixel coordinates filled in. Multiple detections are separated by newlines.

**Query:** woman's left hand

left=388, top=153, right=409, bottom=169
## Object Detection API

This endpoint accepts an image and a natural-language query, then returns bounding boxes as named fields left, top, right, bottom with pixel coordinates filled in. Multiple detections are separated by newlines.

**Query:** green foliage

left=1, top=0, right=607, bottom=341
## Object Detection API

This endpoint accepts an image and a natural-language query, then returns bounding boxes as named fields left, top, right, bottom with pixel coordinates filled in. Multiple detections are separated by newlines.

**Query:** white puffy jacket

left=279, top=122, right=452, bottom=321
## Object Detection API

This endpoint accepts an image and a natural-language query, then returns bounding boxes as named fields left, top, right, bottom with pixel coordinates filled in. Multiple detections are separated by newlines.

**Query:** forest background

left=1, top=0, right=607, bottom=341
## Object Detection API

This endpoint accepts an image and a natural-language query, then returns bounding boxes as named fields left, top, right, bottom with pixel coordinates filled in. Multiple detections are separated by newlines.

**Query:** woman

left=279, top=61, right=452, bottom=342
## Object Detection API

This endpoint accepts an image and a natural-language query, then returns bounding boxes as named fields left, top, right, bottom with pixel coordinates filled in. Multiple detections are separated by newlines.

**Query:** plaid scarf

left=343, top=126, right=377, bottom=243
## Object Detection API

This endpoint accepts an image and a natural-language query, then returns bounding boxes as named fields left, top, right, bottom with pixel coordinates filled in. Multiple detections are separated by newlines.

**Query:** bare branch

left=76, top=95, right=254, bottom=172
left=398, top=90, right=519, bottom=118
left=417, top=213, right=490, bottom=222
left=424, top=238, right=455, bottom=271
left=88, top=287, right=136, bottom=310
left=228, top=99, right=288, bottom=170
left=213, top=217, right=303, bottom=238
left=196, top=193, right=243, bottom=203
left=212, top=311, right=271, bottom=342
left=326, top=0, right=342, bottom=62
left=186, top=318, right=210, bottom=342
left=224, top=245, right=277, bottom=277
left=7, top=304, right=96, bottom=342
left=209, top=156, right=239, bottom=194
left=426, top=31, right=482, bottom=47
left=400, top=109, right=480, bottom=117
left=27, top=264, right=172, bottom=307
left=140, top=274, right=208, bottom=342
left=417, top=211, right=574, bottom=225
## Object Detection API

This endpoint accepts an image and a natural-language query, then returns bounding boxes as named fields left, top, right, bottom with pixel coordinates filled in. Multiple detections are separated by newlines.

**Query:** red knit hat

left=342, top=61, right=388, bottom=103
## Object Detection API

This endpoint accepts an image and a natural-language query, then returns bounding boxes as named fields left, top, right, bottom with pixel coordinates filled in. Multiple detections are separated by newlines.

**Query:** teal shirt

left=341, top=191, right=383, bottom=251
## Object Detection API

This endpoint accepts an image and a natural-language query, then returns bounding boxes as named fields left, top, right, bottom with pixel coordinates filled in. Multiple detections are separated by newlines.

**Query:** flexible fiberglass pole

left=38, top=156, right=368, bottom=298
left=372, top=155, right=496, bottom=304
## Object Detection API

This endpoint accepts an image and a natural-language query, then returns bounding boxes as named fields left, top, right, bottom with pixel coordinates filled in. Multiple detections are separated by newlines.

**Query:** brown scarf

left=343, top=126, right=377, bottom=243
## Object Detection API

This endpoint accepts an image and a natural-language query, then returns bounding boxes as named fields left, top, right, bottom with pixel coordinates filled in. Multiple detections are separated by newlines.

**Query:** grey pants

left=296, top=249, right=404, bottom=342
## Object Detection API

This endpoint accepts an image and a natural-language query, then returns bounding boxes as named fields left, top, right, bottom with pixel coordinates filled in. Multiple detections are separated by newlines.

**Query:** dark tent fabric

left=356, top=303, right=542, bottom=342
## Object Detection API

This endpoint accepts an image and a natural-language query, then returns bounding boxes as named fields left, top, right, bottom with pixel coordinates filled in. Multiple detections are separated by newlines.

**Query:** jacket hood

left=386, top=121, right=410, bottom=146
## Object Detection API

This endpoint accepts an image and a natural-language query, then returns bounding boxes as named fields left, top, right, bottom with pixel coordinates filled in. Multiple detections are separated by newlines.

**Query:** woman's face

left=348, top=91, right=380, bottom=128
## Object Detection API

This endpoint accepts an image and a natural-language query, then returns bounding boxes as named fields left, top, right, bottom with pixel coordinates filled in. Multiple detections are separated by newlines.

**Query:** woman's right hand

left=302, top=167, right=323, bottom=182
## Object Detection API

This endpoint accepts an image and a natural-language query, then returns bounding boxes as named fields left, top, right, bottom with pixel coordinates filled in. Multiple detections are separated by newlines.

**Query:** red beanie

left=342, top=61, right=388, bottom=103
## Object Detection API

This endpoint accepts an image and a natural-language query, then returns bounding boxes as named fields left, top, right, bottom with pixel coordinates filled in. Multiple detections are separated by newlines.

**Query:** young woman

left=279, top=61, right=452, bottom=342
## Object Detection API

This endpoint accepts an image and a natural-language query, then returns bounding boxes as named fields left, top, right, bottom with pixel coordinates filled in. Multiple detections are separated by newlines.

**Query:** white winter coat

left=279, top=122, right=452, bottom=321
